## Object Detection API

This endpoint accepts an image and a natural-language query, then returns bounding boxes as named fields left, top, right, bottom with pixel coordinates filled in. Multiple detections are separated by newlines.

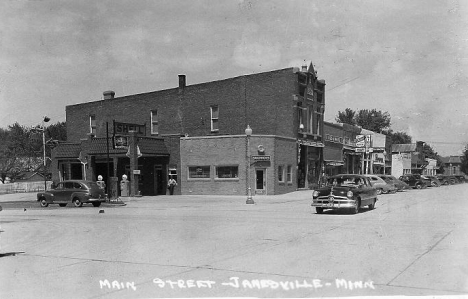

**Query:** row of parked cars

left=311, top=173, right=466, bottom=215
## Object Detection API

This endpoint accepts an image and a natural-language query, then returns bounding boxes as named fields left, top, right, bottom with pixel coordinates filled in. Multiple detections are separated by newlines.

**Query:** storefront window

left=215, top=166, right=238, bottom=179
left=188, top=166, right=211, bottom=179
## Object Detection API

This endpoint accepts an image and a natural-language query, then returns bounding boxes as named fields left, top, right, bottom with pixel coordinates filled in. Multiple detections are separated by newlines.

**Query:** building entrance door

left=154, top=165, right=166, bottom=195
left=255, top=168, right=266, bottom=195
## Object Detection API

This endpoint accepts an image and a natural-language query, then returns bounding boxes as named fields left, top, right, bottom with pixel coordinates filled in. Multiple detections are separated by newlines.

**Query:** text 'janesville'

left=100, top=277, right=375, bottom=291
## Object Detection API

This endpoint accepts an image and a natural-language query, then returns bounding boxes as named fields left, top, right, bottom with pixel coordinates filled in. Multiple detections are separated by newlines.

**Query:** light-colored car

left=37, top=180, right=107, bottom=207
left=377, top=174, right=410, bottom=191
left=365, top=175, right=397, bottom=195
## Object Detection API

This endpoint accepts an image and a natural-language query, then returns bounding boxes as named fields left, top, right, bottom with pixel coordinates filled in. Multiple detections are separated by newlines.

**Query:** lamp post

left=41, top=116, right=50, bottom=190
left=245, top=125, right=254, bottom=204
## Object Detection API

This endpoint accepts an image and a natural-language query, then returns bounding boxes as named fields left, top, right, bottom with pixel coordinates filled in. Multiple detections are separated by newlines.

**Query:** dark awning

left=53, top=137, right=169, bottom=159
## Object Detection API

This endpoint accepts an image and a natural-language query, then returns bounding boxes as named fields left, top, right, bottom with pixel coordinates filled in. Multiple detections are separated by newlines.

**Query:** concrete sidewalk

left=0, top=190, right=314, bottom=204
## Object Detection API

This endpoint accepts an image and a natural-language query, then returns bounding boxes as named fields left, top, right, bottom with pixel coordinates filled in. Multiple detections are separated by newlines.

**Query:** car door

left=58, top=182, right=75, bottom=203
left=48, top=182, right=65, bottom=203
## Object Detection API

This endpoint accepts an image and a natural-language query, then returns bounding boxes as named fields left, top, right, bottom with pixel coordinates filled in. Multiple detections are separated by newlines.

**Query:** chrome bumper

left=311, top=198, right=356, bottom=209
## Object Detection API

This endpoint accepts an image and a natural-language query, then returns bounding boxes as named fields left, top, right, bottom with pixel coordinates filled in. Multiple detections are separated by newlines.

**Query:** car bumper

left=86, top=197, right=107, bottom=202
left=312, top=199, right=357, bottom=209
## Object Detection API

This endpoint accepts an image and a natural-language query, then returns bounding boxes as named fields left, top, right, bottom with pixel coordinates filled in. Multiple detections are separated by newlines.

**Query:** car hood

left=315, top=185, right=356, bottom=197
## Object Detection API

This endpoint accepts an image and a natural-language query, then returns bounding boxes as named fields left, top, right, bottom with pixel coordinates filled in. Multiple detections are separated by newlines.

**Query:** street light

left=42, top=116, right=50, bottom=191
left=245, top=125, right=254, bottom=204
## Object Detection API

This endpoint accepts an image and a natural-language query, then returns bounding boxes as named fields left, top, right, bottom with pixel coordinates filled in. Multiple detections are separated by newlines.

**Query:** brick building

left=52, top=63, right=326, bottom=196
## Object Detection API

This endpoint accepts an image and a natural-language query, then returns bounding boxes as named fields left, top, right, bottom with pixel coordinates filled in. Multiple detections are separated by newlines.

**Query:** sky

left=1, top=0, right=467, bottom=156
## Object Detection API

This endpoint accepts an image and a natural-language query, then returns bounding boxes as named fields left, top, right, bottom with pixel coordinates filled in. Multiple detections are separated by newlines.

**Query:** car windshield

left=327, top=177, right=362, bottom=187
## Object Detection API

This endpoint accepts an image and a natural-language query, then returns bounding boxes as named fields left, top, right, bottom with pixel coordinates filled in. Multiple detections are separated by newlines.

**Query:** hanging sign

left=113, top=135, right=129, bottom=149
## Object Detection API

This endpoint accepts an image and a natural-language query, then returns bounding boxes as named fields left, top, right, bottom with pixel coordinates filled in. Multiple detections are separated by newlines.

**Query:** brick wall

left=66, top=68, right=298, bottom=143
left=180, top=135, right=296, bottom=195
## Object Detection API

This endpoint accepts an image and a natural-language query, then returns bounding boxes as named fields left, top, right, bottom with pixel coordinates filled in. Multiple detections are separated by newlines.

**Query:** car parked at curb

left=436, top=174, right=458, bottom=185
left=365, top=174, right=398, bottom=194
left=311, top=174, right=378, bottom=214
left=377, top=174, right=410, bottom=191
left=454, top=175, right=467, bottom=183
left=37, top=180, right=107, bottom=208
left=399, top=174, right=428, bottom=189
left=421, top=175, right=441, bottom=187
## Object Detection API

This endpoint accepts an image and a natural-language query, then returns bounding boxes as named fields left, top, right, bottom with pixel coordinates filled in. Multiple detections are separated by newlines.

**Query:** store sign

left=355, top=148, right=366, bottom=153
left=297, top=139, right=324, bottom=147
left=114, top=121, right=146, bottom=136
left=113, top=135, right=129, bottom=149
left=355, top=135, right=365, bottom=147
left=252, top=155, right=271, bottom=161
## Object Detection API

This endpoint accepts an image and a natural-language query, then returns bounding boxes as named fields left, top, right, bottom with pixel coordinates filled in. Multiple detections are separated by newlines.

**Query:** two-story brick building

left=51, top=63, right=326, bottom=196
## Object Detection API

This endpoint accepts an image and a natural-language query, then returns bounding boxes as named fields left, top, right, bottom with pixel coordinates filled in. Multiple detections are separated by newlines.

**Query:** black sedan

left=311, top=174, right=378, bottom=214
left=37, top=180, right=107, bottom=207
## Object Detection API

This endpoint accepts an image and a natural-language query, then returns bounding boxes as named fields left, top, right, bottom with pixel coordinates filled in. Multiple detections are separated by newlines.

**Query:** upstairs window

left=211, top=106, right=219, bottom=132
left=151, top=110, right=158, bottom=135
left=278, top=165, right=284, bottom=182
left=287, top=165, right=293, bottom=183
left=89, top=115, right=96, bottom=135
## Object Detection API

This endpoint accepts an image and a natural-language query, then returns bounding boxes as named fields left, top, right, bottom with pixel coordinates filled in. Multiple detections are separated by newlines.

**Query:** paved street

left=0, top=185, right=467, bottom=298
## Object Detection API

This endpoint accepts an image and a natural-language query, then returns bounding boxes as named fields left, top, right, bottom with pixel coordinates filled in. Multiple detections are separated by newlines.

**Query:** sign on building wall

left=113, top=121, right=146, bottom=136
left=113, top=135, right=129, bottom=149
left=355, top=135, right=365, bottom=147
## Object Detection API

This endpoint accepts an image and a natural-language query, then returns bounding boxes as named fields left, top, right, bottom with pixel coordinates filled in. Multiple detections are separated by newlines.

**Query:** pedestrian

left=167, top=176, right=177, bottom=195
left=96, top=175, right=106, bottom=190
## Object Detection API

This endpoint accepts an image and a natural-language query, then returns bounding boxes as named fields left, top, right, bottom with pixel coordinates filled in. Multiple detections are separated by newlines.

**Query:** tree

left=385, top=130, right=412, bottom=144
left=355, top=109, right=391, bottom=133
left=335, top=108, right=356, bottom=126
left=46, top=121, right=67, bottom=142
left=0, top=123, right=42, bottom=183
left=335, top=108, right=391, bottom=133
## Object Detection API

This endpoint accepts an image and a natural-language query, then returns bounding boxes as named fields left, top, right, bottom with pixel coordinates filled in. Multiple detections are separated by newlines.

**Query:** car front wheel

left=40, top=198, right=48, bottom=207
left=73, top=198, right=83, bottom=207
left=368, top=198, right=376, bottom=210
left=376, top=188, right=382, bottom=195
left=351, top=200, right=360, bottom=214
left=416, top=184, right=422, bottom=189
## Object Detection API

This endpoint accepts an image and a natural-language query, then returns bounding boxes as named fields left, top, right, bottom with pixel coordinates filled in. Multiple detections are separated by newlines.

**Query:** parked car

left=436, top=174, right=458, bottom=185
left=365, top=174, right=397, bottom=194
left=37, top=180, right=107, bottom=207
left=454, top=175, right=467, bottom=183
left=399, top=174, right=428, bottom=189
left=311, top=174, right=378, bottom=214
left=435, top=174, right=450, bottom=185
left=421, top=175, right=441, bottom=187
left=377, top=175, right=410, bottom=191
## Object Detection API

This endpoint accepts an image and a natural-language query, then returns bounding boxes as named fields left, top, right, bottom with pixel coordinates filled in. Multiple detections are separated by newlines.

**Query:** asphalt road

left=0, top=186, right=467, bottom=298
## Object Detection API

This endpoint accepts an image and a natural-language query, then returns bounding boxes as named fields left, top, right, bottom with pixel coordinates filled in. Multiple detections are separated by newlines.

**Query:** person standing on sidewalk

left=167, top=176, right=177, bottom=195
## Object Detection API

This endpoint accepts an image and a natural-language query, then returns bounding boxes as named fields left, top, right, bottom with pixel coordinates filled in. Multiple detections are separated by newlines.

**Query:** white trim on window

left=211, top=106, right=219, bottom=132
left=89, top=115, right=96, bottom=135
left=151, top=110, right=158, bottom=135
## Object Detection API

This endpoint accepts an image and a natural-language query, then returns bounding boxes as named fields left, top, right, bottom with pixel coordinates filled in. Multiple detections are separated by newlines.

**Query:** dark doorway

left=154, top=165, right=166, bottom=195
